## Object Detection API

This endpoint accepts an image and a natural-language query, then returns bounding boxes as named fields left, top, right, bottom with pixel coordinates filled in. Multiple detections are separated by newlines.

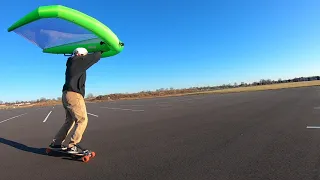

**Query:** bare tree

left=40, top=97, right=46, bottom=102
left=86, top=93, right=94, bottom=99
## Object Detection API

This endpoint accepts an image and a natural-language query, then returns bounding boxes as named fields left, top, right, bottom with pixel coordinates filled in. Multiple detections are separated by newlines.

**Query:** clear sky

left=1, top=0, right=320, bottom=102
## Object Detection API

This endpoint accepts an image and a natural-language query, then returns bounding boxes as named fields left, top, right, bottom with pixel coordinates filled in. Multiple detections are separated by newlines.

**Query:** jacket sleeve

left=77, top=52, right=102, bottom=71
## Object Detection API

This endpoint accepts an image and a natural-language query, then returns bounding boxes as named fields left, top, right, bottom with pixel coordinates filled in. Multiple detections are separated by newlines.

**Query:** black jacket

left=62, top=52, right=102, bottom=97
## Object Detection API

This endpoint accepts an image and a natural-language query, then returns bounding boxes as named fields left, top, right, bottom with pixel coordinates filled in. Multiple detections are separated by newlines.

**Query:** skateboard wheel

left=91, top=152, right=96, bottom=158
left=82, top=156, right=90, bottom=162
left=46, top=148, right=51, bottom=154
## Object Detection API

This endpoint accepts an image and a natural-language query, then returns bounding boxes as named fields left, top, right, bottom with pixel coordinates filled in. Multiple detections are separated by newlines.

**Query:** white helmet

left=73, top=47, right=88, bottom=56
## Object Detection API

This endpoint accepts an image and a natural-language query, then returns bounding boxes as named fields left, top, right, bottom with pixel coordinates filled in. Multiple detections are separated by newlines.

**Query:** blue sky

left=1, top=0, right=320, bottom=102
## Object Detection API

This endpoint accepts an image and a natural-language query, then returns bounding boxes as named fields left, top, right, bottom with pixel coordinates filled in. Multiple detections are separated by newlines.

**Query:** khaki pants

left=52, top=91, right=88, bottom=148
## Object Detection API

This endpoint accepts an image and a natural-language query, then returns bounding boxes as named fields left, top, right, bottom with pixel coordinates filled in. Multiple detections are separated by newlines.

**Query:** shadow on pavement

left=0, top=137, right=48, bottom=156
left=0, top=138, right=85, bottom=162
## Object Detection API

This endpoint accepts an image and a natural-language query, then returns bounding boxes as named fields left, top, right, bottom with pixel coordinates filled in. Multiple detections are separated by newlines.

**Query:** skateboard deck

left=45, top=147, right=96, bottom=162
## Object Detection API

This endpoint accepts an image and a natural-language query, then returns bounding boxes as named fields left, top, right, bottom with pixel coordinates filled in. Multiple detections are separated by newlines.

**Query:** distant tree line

left=188, top=75, right=320, bottom=91
left=93, top=75, right=320, bottom=101
left=1, top=75, right=320, bottom=104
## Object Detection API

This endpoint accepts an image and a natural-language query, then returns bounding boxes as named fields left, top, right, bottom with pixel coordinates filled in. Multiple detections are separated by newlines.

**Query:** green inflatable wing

left=7, top=5, right=124, bottom=58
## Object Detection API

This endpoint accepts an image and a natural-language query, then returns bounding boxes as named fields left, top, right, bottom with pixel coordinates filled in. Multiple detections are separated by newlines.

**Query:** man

left=49, top=47, right=102, bottom=154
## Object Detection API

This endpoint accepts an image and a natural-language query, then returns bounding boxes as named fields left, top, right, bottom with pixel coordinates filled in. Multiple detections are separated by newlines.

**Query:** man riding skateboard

left=49, top=47, right=102, bottom=154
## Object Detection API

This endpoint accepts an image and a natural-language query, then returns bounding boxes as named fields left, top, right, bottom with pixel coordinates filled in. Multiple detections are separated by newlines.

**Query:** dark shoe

left=49, top=142, right=67, bottom=150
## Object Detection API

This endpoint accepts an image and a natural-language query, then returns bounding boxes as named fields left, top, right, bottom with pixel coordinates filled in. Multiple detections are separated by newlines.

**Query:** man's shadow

left=0, top=138, right=81, bottom=161
left=0, top=137, right=48, bottom=156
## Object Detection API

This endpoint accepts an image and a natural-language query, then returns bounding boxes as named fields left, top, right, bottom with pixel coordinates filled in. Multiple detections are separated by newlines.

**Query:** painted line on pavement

left=306, top=126, right=320, bottom=129
left=43, top=111, right=53, bottom=123
left=87, top=112, right=99, bottom=117
left=0, top=113, right=28, bottom=124
left=101, top=107, right=145, bottom=112
left=119, top=104, right=145, bottom=107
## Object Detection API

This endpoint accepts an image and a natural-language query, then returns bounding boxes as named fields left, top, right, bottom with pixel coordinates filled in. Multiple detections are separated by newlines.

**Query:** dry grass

left=2, top=80, right=320, bottom=109
left=0, top=100, right=62, bottom=109
left=92, top=80, right=320, bottom=102
left=191, top=80, right=320, bottom=95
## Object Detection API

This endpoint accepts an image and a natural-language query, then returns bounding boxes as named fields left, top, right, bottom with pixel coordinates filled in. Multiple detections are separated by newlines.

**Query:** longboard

left=45, top=147, right=96, bottom=162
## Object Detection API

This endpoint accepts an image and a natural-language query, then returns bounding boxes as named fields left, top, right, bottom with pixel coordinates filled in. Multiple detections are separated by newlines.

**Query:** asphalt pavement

left=1, top=86, right=320, bottom=180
